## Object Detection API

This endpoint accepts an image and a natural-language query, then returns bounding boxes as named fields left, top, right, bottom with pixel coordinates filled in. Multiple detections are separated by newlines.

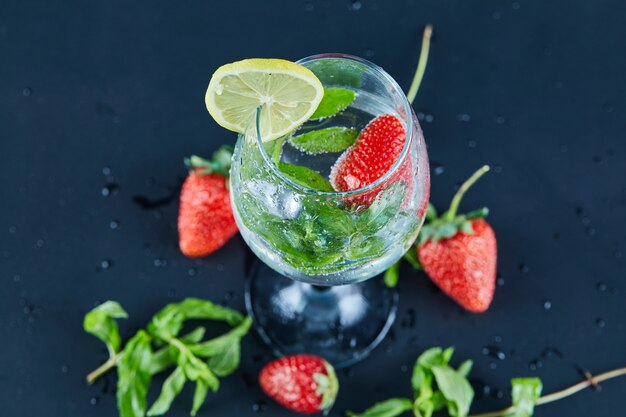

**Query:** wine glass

left=229, top=54, right=430, bottom=367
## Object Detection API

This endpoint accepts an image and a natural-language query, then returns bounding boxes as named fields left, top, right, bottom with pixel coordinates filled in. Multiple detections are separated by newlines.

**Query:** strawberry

left=259, top=354, right=338, bottom=414
left=417, top=165, right=496, bottom=313
left=177, top=146, right=238, bottom=257
left=330, top=114, right=406, bottom=191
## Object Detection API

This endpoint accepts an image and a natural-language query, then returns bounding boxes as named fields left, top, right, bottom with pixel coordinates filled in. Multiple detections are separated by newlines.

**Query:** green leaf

left=208, top=342, right=240, bottom=377
left=180, top=327, right=206, bottom=344
left=191, top=379, right=209, bottom=416
left=84, top=301, right=128, bottom=357
left=190, top=316, right=252, bottom=358
left=310, top=87, right=356, bottom=119
left=305, top=59, right=367, bottom=88
left=403, top=249, right=422, bottom=270
left=384, top=260, right=401, bottom=288
left=148, top=298, right=243, bottom=341
left=426, top=203, right=438, bottom=221
left=457, top=360, right=473, bottom=377
left=510, top=378, right=543, bottom=417
left=278, top=162, right=335, bottom=192
left=147, top=366, right=186, bottom=416
left=290, top=127, right=358, bottom=154
left=431, top=366, right=474, bottom=417
left=346, top=398, right=414, bottom=417
left=356, top=184, right=405, bottom=234
left=347, top=235, right=386, bottom=260
left=117, top=330, right=152, bottom=417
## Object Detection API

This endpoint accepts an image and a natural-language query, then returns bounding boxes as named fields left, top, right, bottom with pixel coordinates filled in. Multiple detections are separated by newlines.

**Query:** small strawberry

left=417, top=165, right=496, bottom=313
left=259, top=354, right=339, bottom=414
left=177, top=146, right=238, bottom=257
left=330, top=114, right=406, bottom=191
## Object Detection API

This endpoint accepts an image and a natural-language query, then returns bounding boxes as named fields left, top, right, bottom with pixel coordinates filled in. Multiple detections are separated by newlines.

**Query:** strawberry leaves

left=84, top=299, right=251, bottom=417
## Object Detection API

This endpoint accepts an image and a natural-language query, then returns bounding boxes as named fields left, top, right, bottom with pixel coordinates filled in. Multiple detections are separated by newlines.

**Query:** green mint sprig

left=84, top=298, right=251, bottom=417
left=348, top=346, right=626, bottom=417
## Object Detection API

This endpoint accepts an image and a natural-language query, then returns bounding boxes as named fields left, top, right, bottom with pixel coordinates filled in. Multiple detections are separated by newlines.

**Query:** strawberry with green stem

left=178, top=146, right=238, bottom=258
left=386, top=166, right=496, bottom=313
left=259, top=354, right=339, bottom=415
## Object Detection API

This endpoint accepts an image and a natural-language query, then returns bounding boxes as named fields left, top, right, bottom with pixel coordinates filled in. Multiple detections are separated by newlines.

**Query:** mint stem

left=406, top=24, right=433, bottom=105
left=468, top=366, right=626, bottom=417
left=444, top=165, right=490, bottom=221
left=86, top=354, right=119, bottom=384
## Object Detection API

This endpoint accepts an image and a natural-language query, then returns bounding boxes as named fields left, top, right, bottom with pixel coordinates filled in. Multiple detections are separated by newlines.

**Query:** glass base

left=245, top=262, right=398, bottom=368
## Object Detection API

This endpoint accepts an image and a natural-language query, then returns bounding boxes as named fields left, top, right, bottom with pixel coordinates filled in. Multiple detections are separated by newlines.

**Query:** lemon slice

left=205, top=59, right=324, bottom=142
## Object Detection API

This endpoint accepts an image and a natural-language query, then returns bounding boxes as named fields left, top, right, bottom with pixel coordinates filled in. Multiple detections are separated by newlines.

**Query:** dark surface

left=1, top=1, right=625, bottom=416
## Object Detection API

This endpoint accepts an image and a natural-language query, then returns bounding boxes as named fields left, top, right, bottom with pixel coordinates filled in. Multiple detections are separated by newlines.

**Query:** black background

left=1, top=1, right=625, bottom=416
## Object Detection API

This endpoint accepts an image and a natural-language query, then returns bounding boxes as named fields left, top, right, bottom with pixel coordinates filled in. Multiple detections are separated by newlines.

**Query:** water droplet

left=610, top=287, right=619, bottom=295
left=482, top=346, right=506, bottom=360
left=597, top=282, right=607, bottom=292
left=364, top=49, right=375, bottom=58
left=518, top=263, right=529, bottom=273
left=35, top=239, right=45, bottom=248
left=102, top=167, right=112, bottom=176
left=586, top=227, right=596, bottom=236
left=99, top=259, right=112, bottom=270
left=595, top=318, right=605, bottom=328
left=541, top=347, right=564, bottom=358
left=424, top=114, right=434, bottom=123
left=252, top=400, right=267, bottom=412
left=512, top=1, right=520, bottom=9
left=188, top=267, right=198, bottom=277
left=492, top=11, right=501, bottom=19
left=109, top=220, right=119, bottom=230
left=22, top=87, right=32, bottom=97
left=497, top=275, right=505, bottom=286
left=13, top=274, right=21, bottom=282
left=528, top=361, right=537, bottom=371
left=61, top=365, right=69, bottom=373
left=101, top=183, right=119, bottom=197
left=614, top=250, right=623, bottom=258
left=581, top=216, right=590, bottom=225
left=23, top=304, right=34, bottom=314
left=431, top=161, right=445, bottom=176
left=495, top=390, right=504, bottom=399
left=559, top=144, right=569, bottom=153
left=495, top=116, right=506, bottom=124
left=400, top=365, right=408, bottom=373
left=217, top=263, right=225, bottom=272
left=493, top=335, right=502, bottom=343
left=167, top=289, right=177, bottom=299
left=493, top=165, right=503, bottom=173
left=153, top=210, right=163, bottom=219
left=304, top=2, right=314, bottom=11
left=489, top=362, right=497, bottom=370
left=223, top=291, right=235, bottom=303
left=468, top=140, right=477, bottom=148
left=90, top=396, right=100, bottom=406
left=8, top=225, right=17, bottom=233
left=542, top=300, right=552, bottom=310
left=153, top=258, right=166, bottom=267
left=457, top=113, right=471, bottom=122
left=416, top=112, right=425, bottom=121
left=349, top=0, right=362, bottom=11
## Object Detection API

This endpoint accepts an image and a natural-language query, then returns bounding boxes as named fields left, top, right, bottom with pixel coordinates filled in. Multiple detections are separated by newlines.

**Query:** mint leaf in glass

left=290, top=127, right=358, bottom=154
left=278, top=162, right=335, bottom=192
